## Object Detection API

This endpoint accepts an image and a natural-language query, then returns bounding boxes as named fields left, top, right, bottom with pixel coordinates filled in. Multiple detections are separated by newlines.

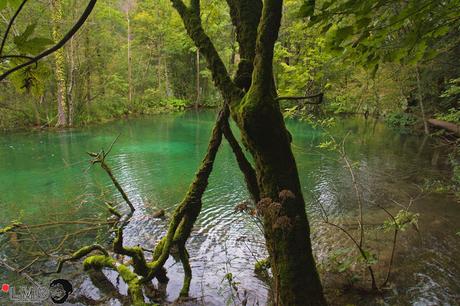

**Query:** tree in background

left=50, top=0, right=67, bottom=127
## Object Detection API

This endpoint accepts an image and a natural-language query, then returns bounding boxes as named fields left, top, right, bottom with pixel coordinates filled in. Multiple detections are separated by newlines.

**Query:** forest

left=0, top=0, right=459, bottom=305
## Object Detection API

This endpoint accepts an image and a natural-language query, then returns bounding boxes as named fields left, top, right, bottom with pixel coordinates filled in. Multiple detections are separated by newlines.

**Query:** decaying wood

left=428, top=118, right=460, bottom=136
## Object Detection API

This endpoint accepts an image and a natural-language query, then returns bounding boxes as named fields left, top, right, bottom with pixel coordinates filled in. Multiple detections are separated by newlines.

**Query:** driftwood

left=428, top=119, right=460, bottom=136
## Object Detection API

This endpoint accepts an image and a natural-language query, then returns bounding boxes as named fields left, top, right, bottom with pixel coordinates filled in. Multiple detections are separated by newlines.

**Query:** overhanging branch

left=276, top=93, right=324, bottom=104
left=0, top=0, right=97, bottom=81
left=0, top=0, right=28, bottom=57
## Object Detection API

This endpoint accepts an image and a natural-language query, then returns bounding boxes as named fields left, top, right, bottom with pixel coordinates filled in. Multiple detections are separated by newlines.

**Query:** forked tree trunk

left=230, top=1, right=326, bottom=304
left=170, top=0, right=326, bottom=304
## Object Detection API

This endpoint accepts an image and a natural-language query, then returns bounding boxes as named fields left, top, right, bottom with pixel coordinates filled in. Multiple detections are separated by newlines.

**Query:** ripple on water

left=1, top=112, right=459, bottom=305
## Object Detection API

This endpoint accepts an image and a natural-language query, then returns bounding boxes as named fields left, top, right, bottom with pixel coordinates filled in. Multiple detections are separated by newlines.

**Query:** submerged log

left=428, top=119, right=460, bottom=136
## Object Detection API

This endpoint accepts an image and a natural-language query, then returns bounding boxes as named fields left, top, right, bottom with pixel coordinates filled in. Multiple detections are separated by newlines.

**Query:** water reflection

left=0, top=112, right=458, bottom=305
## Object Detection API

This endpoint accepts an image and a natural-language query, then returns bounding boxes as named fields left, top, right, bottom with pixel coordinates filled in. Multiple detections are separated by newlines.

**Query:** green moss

left=72, top=245, right=109, bottom=258
left=178, top=246, right=191, bottom=297
left=83, top=255, right=115, bottom=271
left=117, top=264, right=145, bottom=305
left=254, top=258, right=270, bottom=273
left=0, top=222, right=21, bottom=235
left=105, top=202, right=122, bottom=218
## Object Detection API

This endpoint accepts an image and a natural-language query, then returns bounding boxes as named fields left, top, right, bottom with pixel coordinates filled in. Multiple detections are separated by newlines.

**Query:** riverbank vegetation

left=1, top=0, right=459, bottom=133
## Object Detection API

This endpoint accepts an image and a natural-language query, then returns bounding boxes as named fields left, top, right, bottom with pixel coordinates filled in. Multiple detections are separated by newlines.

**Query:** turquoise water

left=0, top=111, right=459, bottom=305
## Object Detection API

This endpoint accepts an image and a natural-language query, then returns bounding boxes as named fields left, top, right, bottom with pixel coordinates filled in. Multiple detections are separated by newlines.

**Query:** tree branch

left=251, top=0, right=283, bottom=93
left=0, top=54, right=35, bottom=61
left=0, top=0, right=28, bottom=57
left=170, top=0, right=242, bottom=102
left=276, top=92, right=324, bottom=104
left=225, top=0, right=262, bottom=91
left=222, top=112, right=260, bottom=202
left=0, top=0, right=97, bottom=81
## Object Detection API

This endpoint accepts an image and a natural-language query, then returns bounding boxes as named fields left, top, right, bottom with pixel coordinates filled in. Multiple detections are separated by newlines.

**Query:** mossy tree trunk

left=170, top=0, right=326, bottom=304
left=231, top=1, right=326, bottom=304
left=51, top=0, right=67, bottom=127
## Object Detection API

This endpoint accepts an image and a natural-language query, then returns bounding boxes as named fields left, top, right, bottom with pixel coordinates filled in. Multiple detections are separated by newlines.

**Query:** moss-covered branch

left=250, top=0, right=283, bottom=94
left=170, top=0, right=242, bottom=102
left=225, top=0, right=262, bottom=91
left=222, top=114, right=260, bottom=202
left=83, top=255, right=145, bottom=305
left=143, top=109, right=225, bottom=290
left=55, top=244, right=109, bottom=273
left=0, top=222, right=22, bottom=235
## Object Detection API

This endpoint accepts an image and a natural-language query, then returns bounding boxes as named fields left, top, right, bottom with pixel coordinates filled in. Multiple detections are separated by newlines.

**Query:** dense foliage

left=0, top=0, right=459, bottom=131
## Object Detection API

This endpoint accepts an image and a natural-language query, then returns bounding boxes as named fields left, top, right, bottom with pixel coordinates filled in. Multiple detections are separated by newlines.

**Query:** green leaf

left=14, top=36, right=54, bottom=54
left=334, top=26, right=354, bottom=44
left=0, top=0, right=7, bottom=10
left=21, top=23, right=37, bottom=41
left=7, top=0, right=21, bottom=10
left=299, top=0, right=315, bottom=17
left=338, top=260, right=352, bottom=272
left=356, top=17, right=371, bottom=29
left=13, top=23, right=38, bottom=50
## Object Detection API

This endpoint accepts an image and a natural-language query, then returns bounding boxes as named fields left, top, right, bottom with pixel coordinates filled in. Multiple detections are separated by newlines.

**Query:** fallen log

left=428, top=119, right=460, bottom=136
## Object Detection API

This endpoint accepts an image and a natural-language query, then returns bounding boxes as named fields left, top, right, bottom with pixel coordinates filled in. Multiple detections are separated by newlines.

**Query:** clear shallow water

left=0, top=111, right=459, bottom=305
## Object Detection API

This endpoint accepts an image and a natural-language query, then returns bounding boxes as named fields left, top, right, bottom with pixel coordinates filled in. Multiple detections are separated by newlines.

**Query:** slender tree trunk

left=164, top=56, right=172, bottom=98
left=157, top=52, right=162, bottom=91
left=127, top=14, right=133, bottom=106
left=416, top=66, right=429, bottom=135
left=195, top=48, right=200, bottom=108
left=85, top=27, right=92, bottom=105
left=51, top=0, right=67, bottom=127
left=372, top=77, right=380, bottom=118
left=67, top=36, right=76, bottom=126
left=33, top=96, right=43, bottom=126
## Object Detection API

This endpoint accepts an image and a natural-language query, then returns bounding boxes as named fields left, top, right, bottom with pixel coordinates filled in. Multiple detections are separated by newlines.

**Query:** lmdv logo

left=8, top=284, right=49, bottom=303
left=1, top=279, right=73, bottom=304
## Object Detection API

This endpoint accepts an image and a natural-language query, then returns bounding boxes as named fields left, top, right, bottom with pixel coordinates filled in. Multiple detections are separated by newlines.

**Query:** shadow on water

left=0, top=111, right=458, bottom=305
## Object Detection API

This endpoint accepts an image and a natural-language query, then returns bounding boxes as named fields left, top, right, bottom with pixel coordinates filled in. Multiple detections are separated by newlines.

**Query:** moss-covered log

left=0, top=222, right=22, bottom=235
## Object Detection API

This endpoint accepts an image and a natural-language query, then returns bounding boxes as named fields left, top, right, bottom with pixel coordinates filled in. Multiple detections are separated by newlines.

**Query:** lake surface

left=1, top=111, right=459, bottom=305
